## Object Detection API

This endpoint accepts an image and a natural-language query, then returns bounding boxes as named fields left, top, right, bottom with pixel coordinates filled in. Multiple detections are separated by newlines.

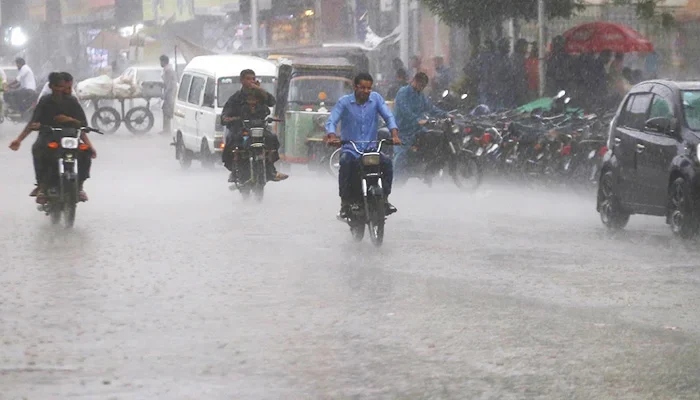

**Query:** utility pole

left=538, top=0, right=546, bottom=97
left=315, top=0, right=323, bottom=44
left=251, top=0, right=258, bottom=50
left=400, top=0, right=409, bottom=65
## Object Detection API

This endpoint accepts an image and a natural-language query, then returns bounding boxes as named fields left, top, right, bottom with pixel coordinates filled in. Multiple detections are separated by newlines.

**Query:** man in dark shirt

left=220, top=69, right=288, bottom=182
left=9, top=72, right=94, bottom=202
left=386, top=68, right=408, bottom=101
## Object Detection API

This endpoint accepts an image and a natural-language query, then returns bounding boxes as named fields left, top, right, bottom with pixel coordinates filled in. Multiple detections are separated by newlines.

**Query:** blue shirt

left=325, top=91, right=398, bottom=155
left=394, top=85, right=447, bottom=142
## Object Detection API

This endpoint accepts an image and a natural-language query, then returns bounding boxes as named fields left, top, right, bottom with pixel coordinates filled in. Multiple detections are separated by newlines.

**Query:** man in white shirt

left=14, top=58, right=36, bottom=90
left=4, top=58, right=37, bottom=115
left=0, top=66, right=7, bottom=116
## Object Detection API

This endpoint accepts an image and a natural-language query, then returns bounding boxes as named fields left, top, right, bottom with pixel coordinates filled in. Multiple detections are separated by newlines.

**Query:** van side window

left=203, top=77, right=216, bottom=108
left=621, top=93, right=652, bottom=131
left=188, top=76, right=205, bottom=105
left=178, top=74, right=192, bottom=102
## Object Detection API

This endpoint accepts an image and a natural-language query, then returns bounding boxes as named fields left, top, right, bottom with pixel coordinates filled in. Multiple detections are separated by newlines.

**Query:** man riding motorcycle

left=393, top=72, right=449, bottom=180
left=9, top=72, right=96, bottom=203
left=4, top=57, right=37, bottom=116
left=222, top=87, right=277, bottom=182
left=325, top=72, right=401, bottom=217
left=221, top=68, right=288, bottom=183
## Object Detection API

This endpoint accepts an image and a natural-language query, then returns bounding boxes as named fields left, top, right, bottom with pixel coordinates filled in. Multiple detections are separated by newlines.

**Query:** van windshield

left=217, top=76, right=276, bottom=108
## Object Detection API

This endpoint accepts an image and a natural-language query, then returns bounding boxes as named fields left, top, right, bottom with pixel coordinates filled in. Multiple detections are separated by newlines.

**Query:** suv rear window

left=682, top=90, right=700, bottom=131
left=619, top=93, right=652, bottom=130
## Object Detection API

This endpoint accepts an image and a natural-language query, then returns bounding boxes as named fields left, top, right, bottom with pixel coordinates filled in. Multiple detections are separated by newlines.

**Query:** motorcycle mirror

left=556, top=90, right=566, bottom=99
left=460, top=94, right=468, bottom=100
left=442, top=90, right=449, bottom=98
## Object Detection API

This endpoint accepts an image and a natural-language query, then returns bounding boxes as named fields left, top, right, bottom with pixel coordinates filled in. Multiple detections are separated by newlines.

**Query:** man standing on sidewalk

left=159, top=55, right=178, bottom=135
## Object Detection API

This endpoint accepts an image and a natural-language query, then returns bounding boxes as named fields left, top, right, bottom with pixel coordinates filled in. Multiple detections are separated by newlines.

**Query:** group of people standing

left=383, top=35, right=659, bottom=115
left=385, top=55, right=453, bottom=101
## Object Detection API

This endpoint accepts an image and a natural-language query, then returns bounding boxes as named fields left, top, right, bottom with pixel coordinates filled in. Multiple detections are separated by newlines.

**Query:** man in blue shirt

left=393, top=72, right=448, bottom=177
left=325, top=72, right=401, bottom=217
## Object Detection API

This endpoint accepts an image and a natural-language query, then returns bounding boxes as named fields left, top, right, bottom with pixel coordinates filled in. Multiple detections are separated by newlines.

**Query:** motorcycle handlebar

left=45, top=126, right=104, bottom=135
left=339, top=139, right=395, bottom=146
left=82, top=126, right=104, bottom=135
left=242, top=117, right=282, bottom=124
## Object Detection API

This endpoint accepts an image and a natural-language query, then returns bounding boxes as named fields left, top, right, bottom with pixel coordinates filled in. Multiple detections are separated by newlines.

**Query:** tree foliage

left=419, top=0, right=585, bottom=27
left=420, top=0, right=665, bottom=27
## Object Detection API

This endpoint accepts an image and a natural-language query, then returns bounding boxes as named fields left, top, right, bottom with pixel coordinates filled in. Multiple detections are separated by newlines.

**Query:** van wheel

left=669, top=177, right=699, bottom=239
left=598, top=170, right=630, bottom=230
left=176, top=135, right=192, bottom=169
left=201, top=140, right=215, bottom=168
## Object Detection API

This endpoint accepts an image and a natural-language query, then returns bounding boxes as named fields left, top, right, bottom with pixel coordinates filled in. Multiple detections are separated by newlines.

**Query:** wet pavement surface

left=0, top=123, right=699, bottom=399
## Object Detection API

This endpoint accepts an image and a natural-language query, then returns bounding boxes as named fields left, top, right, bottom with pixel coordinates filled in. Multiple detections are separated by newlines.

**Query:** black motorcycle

left=229, top=117, right=280, bottom=202
left=395, top=116, right=481, bottom=191
left=337, top=140, right=394, bottom=247
left=436, top=90, right=470, bottom=114
left=1, top=91, right=37, bottom=124
left=38, top=126, right=103, bottom=227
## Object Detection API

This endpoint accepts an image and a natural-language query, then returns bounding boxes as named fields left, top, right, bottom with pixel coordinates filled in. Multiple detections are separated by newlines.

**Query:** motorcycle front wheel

left=350, top=222, right=365, bottom=242
left=49, top=203, right=61, bottom=225
left=253, top=160, right=265, bottom=202
left=367, top=196, right=385, bottom=247
left=63, top=179, right=78, bottom=228
left=452, top=155, right=482, bottom=192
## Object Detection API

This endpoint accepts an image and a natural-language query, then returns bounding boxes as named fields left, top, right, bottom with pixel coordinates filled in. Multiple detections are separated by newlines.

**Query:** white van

left=172, top=55, right=278, bottom=168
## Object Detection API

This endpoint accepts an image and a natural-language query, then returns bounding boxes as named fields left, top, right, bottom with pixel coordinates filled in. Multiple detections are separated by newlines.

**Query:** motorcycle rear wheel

left=253, top=184, right=264, bottom=202
left=239, top=186, right=251, bottom=200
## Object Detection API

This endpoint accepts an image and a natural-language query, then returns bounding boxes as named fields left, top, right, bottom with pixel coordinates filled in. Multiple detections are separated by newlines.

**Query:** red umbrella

left=562, top=22, right=654, bottom=53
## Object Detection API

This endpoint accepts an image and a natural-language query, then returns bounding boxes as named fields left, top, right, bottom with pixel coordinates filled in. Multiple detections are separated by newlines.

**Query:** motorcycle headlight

left=60, top=137, right=79, bottom=149
left=361, top=153, right=381, bottom=166
left=451, top=124, right=459, bottom=134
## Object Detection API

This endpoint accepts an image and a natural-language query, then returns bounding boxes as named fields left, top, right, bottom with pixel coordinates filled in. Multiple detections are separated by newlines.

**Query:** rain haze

left=1, top=0, right=700, bottom=399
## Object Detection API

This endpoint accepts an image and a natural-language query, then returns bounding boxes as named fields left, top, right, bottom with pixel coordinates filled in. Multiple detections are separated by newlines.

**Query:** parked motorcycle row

left=412, top=90, right=614, bottom=192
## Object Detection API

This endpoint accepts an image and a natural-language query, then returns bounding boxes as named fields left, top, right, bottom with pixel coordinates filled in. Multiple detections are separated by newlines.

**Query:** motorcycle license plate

left=256, top=155, right=265, bottom=161
left=476, top=147, right=484, bottom=156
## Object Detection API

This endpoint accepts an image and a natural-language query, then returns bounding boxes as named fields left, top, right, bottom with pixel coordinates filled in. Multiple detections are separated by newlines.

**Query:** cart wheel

left=124, top=106, right=155, bottom=135
left=91, top=106, right=121, bottom=134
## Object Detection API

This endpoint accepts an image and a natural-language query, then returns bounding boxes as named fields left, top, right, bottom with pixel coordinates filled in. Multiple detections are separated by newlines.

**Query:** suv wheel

left=669, top=177, right=699, bottom=239
left=598, top=170, right=630, bottom=230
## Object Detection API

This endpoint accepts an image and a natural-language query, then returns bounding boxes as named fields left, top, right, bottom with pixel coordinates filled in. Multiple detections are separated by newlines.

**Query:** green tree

left=420, top=0, right=586, bottom=55
left=420, top=0, right=665, bottom=54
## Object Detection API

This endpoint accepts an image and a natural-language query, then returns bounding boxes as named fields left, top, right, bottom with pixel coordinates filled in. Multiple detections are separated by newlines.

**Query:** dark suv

left=597, top=80, right=700, bottom=238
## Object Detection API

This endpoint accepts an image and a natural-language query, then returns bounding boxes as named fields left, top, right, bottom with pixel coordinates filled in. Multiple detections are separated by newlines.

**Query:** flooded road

left=1, top=125, right=699, bottom=399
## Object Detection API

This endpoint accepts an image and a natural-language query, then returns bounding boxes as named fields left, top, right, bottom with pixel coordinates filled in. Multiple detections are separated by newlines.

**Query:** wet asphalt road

left=0, top=123, right=699, bottom=399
